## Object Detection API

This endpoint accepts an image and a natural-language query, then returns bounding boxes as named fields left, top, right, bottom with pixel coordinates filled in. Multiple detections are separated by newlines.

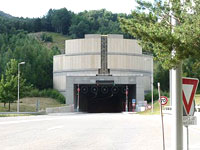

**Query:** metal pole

left=158, top=83, right=165, bottom=150
left=17, top=63, right=20, bottom=113
left=126, top=85, right=128, bottom=112
left=184, top=125, right=189, bottom=150
left=170, top=0, right=183, bottom=149
left=17, top=62, right=25, bottom=113
left=187, top=126, right=189, bottom=150
left=170, top=70, right=172, bottom=106
left=77, top=84, right=80, bottom=112
left=151, top=59, right=154, bottom=113
left=171, top=62, right=183, bottom=150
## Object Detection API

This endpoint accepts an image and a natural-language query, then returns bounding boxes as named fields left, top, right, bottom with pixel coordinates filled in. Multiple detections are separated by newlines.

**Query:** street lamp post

left=17, top=62, right=25, bottom=113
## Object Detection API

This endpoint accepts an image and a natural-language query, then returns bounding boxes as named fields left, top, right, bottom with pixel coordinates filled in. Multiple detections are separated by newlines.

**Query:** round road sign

left=159, top=96, right=168, bottom=105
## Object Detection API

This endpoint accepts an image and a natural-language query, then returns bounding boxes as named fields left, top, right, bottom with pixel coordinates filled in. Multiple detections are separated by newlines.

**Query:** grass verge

left=0, top=97, right=66, bottom=112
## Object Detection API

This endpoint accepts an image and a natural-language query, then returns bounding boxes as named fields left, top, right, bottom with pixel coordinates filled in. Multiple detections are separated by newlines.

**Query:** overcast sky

left=0, top=0, right=138, bottom=18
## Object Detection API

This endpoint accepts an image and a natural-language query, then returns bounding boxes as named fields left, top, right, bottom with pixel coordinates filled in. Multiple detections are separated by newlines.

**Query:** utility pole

left=171, top=63, right=183, bottom=150
left=170, top=1, right=183, bottom=149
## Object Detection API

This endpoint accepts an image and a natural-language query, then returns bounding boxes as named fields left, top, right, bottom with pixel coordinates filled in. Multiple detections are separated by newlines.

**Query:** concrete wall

left=55, top=34, right=152, bottom=75
left=53, top=75, right=66, bottom=90
left=107, top=55, right=152, bottom=72
left=54, top=55, right=101, bottom=72
left=107, top=38, right=142, bottom=54
left=65, top=37, right=101, bottom=54
left=53, top=34, right=153, bottom=109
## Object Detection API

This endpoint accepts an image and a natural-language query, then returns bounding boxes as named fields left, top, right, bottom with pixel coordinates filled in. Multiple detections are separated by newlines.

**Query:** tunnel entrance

left=74, top=84, right=136, bottom=113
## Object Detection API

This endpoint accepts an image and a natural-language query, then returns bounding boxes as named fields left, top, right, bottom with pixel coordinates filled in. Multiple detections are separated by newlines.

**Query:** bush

left=41, top=33, right=53, bottom=42
left=145, top=89, right=169, bottom=103
left=25, top=88, right=65, bottom=104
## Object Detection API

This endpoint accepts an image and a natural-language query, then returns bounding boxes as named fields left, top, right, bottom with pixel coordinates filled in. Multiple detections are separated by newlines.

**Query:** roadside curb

left=0, top=111, right=46, bottom=115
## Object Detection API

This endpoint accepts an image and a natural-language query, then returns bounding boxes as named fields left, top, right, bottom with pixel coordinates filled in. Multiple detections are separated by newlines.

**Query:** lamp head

left=19, top=62, right=25, bottom=65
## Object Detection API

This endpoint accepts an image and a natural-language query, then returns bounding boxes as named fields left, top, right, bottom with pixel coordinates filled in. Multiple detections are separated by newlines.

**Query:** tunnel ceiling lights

left=111, top=86, right=119, bottom=94
left=81, top=86, right=88, bottom=94
left=101, top=86, right=109, bottom=94
left=91, top=86, right=98, bottom=93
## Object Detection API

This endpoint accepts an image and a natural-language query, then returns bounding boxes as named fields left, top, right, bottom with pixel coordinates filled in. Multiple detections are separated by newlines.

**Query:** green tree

left=120, top=0, right=200, bottom=69
left=0, top=59, right=26, bottom=111
left=51, top=8, right=72, bottom=34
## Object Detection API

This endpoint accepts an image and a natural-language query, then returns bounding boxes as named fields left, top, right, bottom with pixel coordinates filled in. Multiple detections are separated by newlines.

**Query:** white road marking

left=0, top=117, right=65, bottom=125
left=47, top=125, right=64, bottom=131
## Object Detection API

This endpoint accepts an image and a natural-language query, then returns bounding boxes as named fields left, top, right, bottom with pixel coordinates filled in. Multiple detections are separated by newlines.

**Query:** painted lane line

left=0, top=117, right=66, bottom=125
left=47, top=125, right=64, bottom=131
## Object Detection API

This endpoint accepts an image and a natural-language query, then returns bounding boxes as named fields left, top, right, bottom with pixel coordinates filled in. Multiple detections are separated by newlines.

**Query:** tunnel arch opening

left=74, top=84, right=136, bottom=113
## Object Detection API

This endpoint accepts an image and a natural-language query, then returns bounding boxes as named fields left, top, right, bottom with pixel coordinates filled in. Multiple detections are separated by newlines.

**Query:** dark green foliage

left=145, top=89, right=169, bottom=103
left=0, top=8, right=130, bottom=38
left=120, top=0, right=200, bottom=69
left=41, top=33, right=53, bottom=42
left=154, top=62, right=169, bottom=91
left=25, top=89, right=65, bottom=104
left=69, top=9, right=124, bottom=38
left=0, top=32, right=58, bottom=90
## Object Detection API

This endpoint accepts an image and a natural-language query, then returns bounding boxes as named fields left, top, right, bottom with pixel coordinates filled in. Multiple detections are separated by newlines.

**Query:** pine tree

left=120, top=0, right=200, bottom=69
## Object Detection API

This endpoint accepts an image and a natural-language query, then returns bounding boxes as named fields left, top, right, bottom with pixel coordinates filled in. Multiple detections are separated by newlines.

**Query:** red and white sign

left=159, top=96, right=168, bottom=105
left=182, top=77, right=199, bottom=115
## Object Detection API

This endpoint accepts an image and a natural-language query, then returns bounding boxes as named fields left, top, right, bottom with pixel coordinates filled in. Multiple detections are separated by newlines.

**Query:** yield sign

left=182, top=77, right=199, bottom=115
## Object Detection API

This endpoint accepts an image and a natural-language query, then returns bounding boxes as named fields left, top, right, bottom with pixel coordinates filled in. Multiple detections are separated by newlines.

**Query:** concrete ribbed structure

left=53, top=34, right=153, bottom=112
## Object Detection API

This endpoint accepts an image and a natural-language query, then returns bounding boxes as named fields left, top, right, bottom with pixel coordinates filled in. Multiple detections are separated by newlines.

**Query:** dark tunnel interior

left=74, top=84, right=136, bottom=113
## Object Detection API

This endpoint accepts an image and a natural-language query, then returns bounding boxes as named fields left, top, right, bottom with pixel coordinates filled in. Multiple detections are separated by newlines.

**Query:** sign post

left=125, top=85, right=128, bottom=112
left=132, top=99, right=136, bottom=112
left=158, top=83, right=165, bottom=150
left=77, top=84, right=80, bottom=112
left=182, top=77, right=199, bottom=150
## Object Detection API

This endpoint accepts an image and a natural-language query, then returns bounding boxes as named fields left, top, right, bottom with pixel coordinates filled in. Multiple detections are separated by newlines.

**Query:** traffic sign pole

left=125, top=85, right=128, bottom=112
left=183, top=125, right=189, bottom=150
left=77, top=84, right=80, bottom=112
left=158, top=83, right=165, bottom=150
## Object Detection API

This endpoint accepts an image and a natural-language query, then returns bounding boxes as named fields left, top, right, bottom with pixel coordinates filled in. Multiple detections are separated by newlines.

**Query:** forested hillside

left=0, top=8, right=130, bottom=38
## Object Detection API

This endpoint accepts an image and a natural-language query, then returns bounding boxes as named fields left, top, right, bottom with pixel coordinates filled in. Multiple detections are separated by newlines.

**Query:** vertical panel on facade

left=65, top=38, right=101, bottom=54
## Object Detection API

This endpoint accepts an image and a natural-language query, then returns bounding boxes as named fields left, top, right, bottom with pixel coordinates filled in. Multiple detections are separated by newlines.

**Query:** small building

left=53, top=34, right=153, bottom=112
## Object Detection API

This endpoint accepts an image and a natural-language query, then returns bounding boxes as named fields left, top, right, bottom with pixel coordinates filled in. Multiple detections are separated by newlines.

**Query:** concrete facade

left=53, top=34, right=153, bottom=112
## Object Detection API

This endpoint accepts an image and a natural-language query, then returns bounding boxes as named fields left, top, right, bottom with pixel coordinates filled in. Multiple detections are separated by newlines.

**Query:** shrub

left=25, top=88, right=65, bottom=104
left=145, top=89, right=169, bottom=103
left=41, top=33, right=53, bottom=42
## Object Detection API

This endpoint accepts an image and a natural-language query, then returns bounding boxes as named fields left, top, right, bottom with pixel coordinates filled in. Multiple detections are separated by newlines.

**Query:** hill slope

left=0, top=10, right=13, bottom=18
left=30, top=32, right=70, bottom=54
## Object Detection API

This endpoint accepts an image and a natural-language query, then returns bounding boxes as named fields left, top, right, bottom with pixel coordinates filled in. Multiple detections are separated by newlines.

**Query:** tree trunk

left=4, top=102, right=6, bottom=108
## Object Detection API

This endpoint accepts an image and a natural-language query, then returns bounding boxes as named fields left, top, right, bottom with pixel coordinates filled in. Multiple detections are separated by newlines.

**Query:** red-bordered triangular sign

left=182, top=77, right=199, bottom=115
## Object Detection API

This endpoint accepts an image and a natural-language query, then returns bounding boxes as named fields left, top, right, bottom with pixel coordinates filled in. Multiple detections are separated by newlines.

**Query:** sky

left=0, top=0, right=138, bottom=18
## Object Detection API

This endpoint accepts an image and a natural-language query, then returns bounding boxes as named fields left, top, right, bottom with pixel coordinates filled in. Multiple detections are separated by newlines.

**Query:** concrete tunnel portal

left=74, top=83, right=136, bottom=113
left=53, top=34, right=153, bottom=112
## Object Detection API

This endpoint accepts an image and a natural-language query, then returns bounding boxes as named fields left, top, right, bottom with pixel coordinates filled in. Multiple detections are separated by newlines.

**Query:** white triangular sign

left=182, top=77, right=199, bottom=115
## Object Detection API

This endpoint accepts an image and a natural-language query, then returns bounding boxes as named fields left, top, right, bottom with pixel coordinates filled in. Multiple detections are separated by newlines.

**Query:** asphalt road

left=0, top=113, right=200, bottom=150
